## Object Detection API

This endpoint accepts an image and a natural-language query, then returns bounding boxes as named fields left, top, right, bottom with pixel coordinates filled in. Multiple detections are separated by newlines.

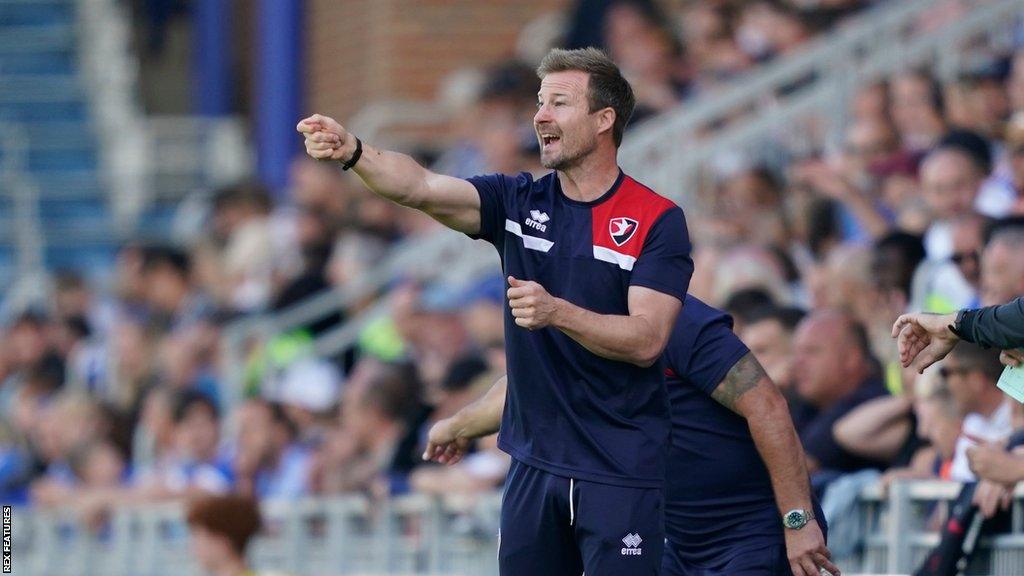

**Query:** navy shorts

left=498, top=458, right=665, bottom=575
left=662, top=513, right=828, bottom=576
left=661, top=542, right=790, bottom=576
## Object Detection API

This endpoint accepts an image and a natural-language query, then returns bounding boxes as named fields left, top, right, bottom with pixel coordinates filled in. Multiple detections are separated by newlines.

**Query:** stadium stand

left=6, top=0, right=1024, bottom=575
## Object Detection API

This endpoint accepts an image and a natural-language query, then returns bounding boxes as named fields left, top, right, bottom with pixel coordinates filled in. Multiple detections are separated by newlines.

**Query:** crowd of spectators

left=2, top=2, right=1024, bottom=556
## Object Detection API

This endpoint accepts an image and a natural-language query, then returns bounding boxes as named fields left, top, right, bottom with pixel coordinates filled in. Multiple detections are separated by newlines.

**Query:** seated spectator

left=270, top=357, right=342, bottom=450
left=458, top=275, right=506, bottom=373
left=889, top=70, right=947, bottom=156
left=29, top=393, right=108, bottom=506
left=944, top=343, right=1014, bottom=482
left=233, top=398, right=312, bottom=500
left=411, top=357, right=509, bottom=495
left=140, top=246, right=212, bottom=334
left=321, top=360, right=427, bottom=497
left=134, top=390, right=233, bottom=497
left=879, top=370, right=963, bottom=485
left=979, top=111, right=1024, bottom=217
left=791, top=310, right=889, bottom=490
left=979, top=223, right=1024, bottom=307
left=738, top=306, right=812, bottom=428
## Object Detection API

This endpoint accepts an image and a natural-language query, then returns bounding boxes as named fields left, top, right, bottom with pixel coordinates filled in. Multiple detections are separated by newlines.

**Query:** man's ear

left=596, top=107, right=616, bottom=137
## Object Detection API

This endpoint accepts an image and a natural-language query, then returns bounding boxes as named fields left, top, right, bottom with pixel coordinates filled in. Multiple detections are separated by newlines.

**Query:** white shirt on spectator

left=950, top=400, right=1014, bottom=482
left=977, top=173, right=1019, bottom=218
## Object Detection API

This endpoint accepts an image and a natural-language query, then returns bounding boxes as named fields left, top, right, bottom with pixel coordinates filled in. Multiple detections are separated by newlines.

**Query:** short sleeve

left=465, top=172, right=533, bottom=247
left=686, top=317, right=750, bottom=396
left=630, top=207, right=693, bottom=302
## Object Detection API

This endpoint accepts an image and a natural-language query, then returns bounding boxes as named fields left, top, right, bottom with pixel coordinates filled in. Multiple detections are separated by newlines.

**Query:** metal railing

left=12, top=480, right=1024, bottom=576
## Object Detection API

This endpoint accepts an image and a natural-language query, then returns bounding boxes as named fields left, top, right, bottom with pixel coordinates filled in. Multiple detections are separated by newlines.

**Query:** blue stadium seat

left=0, top=1, right=74, bottom=26
left=0, top=0, right=119, bottom=280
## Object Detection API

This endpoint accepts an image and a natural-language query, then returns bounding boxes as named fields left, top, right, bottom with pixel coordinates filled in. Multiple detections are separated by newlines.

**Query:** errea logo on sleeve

left=526, top=209, right=550, bottom=232
left=621, top=532, right=643, bottom=556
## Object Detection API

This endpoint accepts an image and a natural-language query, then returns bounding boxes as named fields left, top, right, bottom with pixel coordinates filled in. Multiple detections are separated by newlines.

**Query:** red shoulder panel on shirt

left=591, top=175, right=677, bottom=259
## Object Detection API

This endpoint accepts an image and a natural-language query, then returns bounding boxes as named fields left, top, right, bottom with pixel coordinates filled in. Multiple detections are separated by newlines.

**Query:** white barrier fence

left=9, top=481, right=1024, bottom=576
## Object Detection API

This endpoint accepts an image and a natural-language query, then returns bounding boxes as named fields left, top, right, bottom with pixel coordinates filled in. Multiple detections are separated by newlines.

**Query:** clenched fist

left=507, top=276, right=561, bottom=330
left=296, top=114, right=356, bottom=162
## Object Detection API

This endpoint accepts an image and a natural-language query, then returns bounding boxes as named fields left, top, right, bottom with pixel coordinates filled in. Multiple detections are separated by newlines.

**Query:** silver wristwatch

left=782, top=508, right=814, bottom=530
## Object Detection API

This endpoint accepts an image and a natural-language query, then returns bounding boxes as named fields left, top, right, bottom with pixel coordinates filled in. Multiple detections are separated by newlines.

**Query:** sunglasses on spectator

left=950, top=250, right=979, bottom=265
left=1011, top=145, right=1024, bottom=157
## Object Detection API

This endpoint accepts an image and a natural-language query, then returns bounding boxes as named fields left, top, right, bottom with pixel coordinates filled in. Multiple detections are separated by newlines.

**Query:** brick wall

left=306, top=0, right=568, bottom=124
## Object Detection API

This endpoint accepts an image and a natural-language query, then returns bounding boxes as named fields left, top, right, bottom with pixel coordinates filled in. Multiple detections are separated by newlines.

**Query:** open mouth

left=540, top=134, right=561, bottom=147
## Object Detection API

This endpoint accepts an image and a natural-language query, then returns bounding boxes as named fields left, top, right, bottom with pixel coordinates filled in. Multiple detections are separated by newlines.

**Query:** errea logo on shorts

left=525, top=210, right=549, bottom=232
left=621, top=532, right=643, bottom=556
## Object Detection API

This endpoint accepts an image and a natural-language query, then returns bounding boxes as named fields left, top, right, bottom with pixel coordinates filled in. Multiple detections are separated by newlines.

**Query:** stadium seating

left=0, top=0, right=118, bottom=287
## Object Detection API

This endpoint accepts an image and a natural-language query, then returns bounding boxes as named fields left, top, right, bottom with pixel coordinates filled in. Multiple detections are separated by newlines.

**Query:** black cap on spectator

left=745, top=305, right=806, bottom=333
left=441, top=354, right=490, bottom=393
left=141, top=245, right=191, bottom=277
left=723, top=288, right=776, bottom=326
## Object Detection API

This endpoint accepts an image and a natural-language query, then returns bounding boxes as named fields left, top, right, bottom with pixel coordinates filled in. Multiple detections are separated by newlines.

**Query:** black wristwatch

left=341, top=136, right=363, bottom=171
left=949, top=308, right=967, bottom=339
left=782, top=509, right=814, bottom=530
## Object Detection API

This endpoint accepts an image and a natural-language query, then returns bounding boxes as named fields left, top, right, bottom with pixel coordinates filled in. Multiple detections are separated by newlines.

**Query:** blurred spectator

left=721, top=287, right=776, bottom=335
left=29, top=393, right=109, bottom=506
left=410, top=355, right=508, bottom=495
left=979, top=224, right=1024, bottom=306
left=739, top=305, right=814, bottom=430
left=603, top=0, right=689, bottom=122
left=193, top=182, right=279, bottom=314
left=919, top=145, right=985, bottom=260
left=270, top=358, right=341, bottom=450
left=791, top=310, right=888, bottom=487
left=233, top=399, right=312, bottom=500
left=881, top=368, right=963, bottom=485
left=890, top=70, right=947, bottom=155
left=944, top=343, right=1013, bottom=482
left=134, top=390, right=233, bottom=497
left=140, top=246, right=212, bottom=334
left=979, top=111, right=1024, bottom=217
left=458, top=275, right=506, bottom=373
left=321, top=360, right=427, bottom=497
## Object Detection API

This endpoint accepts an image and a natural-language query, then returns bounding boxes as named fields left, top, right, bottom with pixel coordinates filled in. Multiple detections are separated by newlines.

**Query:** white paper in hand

left=997, top=362, right=1024, bottom=404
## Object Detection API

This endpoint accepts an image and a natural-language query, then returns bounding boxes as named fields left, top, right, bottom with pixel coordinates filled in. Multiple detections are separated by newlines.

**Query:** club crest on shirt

left=609, top=217, right=638, bottom=246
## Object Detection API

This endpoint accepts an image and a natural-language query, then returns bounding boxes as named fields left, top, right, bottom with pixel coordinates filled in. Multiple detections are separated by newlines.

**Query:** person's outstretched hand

left=891, top=312, right=958, bottom=373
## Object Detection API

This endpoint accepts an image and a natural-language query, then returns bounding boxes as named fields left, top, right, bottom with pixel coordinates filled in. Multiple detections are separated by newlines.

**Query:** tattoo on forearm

left=712, top=352, right=766, bottom=413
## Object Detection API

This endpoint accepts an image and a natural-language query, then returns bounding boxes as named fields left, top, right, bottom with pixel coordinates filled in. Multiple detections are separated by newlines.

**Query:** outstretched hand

left=891, top=312, right=959, bottom=373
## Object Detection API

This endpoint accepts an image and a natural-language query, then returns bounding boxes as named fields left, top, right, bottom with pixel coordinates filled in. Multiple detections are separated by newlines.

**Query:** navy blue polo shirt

left=468, top=170, right=693, bottom=487
left=662, top=296, right=784, bottom=561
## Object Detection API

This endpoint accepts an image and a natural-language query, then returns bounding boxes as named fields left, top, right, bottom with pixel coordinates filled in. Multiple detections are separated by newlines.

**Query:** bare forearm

left=714, top=354, right=813, bottom=512
left=451, top=376, right=507, bottom=440
left=552, top=298, right=670, bottom=367
left=347, top=138, right=435, bottom=208
left=833, top=395, right=913, bottom=461
left=750, top=397, right=815, bottom=512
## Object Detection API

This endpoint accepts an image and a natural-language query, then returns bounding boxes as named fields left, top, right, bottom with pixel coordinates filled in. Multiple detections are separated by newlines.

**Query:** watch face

left=784, top=510, right=806, bottom=529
